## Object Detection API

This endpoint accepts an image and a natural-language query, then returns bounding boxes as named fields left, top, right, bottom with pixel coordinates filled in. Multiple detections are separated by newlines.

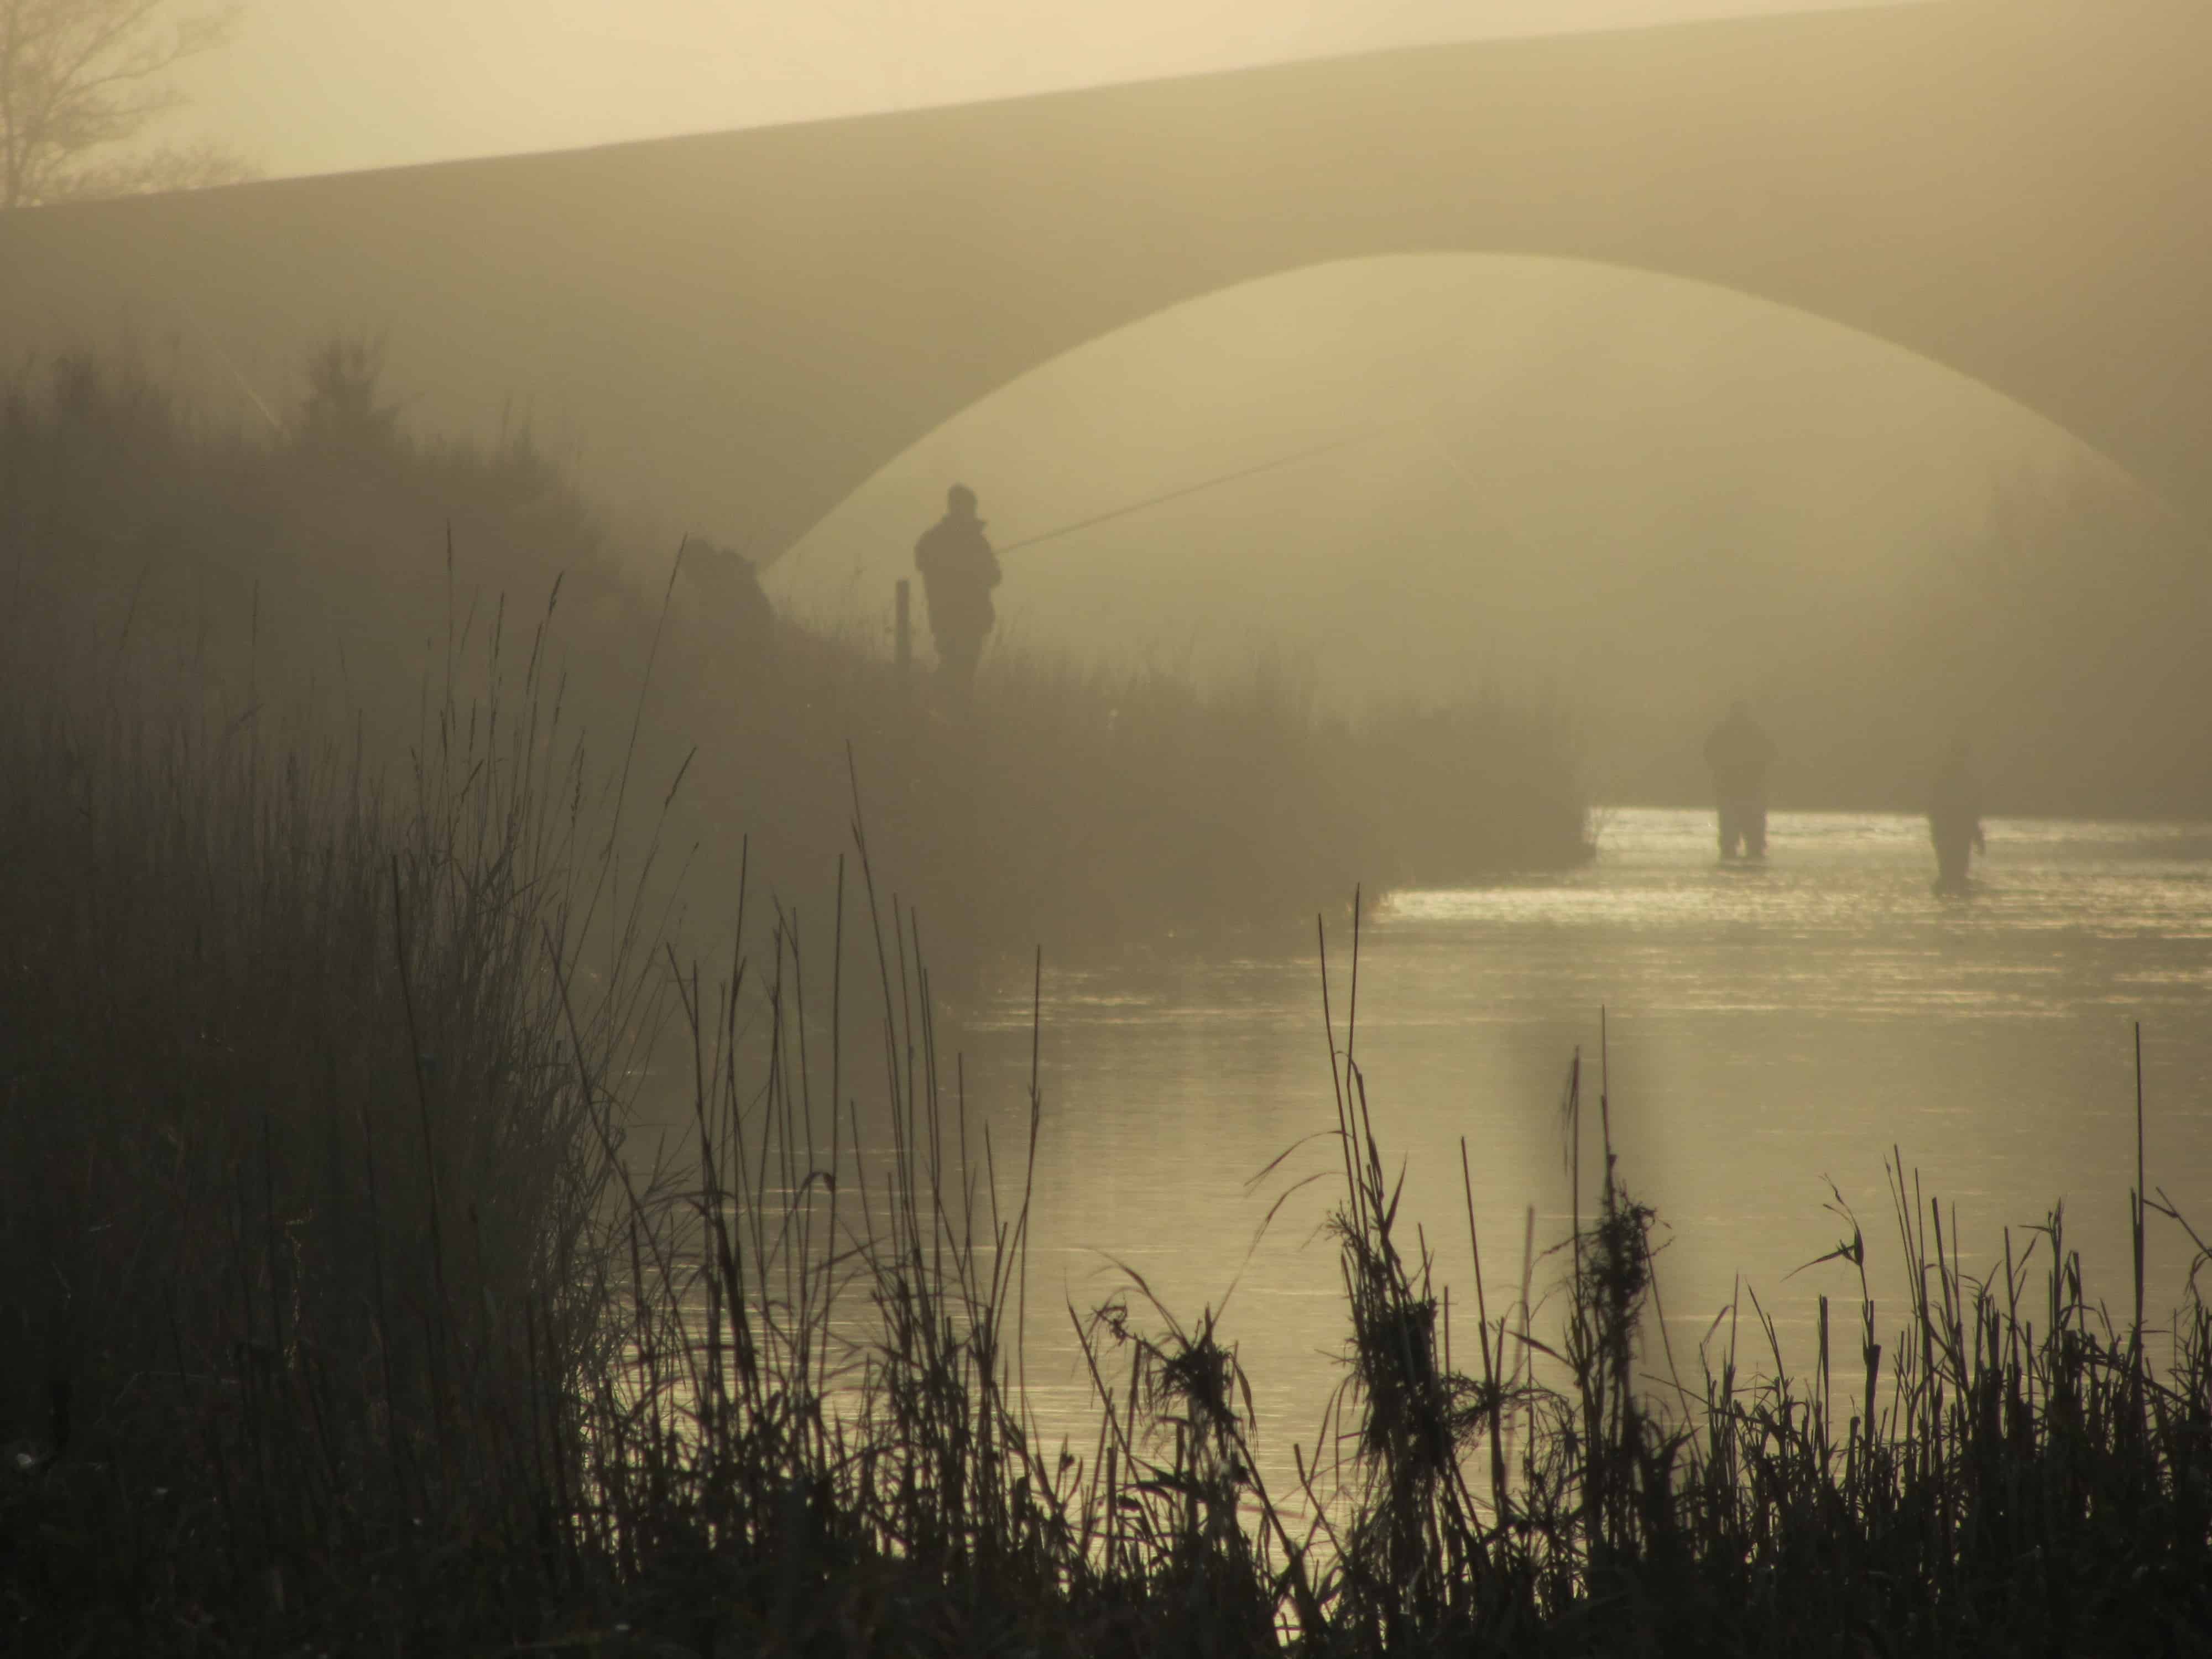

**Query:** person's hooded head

left=947, top=483, right=980, bottom=524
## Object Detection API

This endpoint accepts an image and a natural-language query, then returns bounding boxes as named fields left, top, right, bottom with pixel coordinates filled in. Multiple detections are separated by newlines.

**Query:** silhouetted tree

left=0, top=0, right=257, bottom=209
left=296, top=335, right=402, bottom=455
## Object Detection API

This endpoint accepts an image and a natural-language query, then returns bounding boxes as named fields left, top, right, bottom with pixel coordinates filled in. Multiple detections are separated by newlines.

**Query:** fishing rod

left=994, top=425, right=1393, bottom=556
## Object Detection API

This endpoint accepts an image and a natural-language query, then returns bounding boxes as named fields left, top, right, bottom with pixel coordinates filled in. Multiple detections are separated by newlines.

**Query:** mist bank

left=1605, top=469, right=2212, bottom=820
left=1, top=348, right=1589, bottom=978
left=782, top=258, right=2201, bottom=827
left=14, top=234, right=2193, bottom=833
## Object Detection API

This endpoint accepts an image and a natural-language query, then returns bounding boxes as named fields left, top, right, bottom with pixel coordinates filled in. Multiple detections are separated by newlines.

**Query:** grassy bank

left=0, top=346, right=1589, bottom=983
left=3, top=612, right=2208, bottom=1654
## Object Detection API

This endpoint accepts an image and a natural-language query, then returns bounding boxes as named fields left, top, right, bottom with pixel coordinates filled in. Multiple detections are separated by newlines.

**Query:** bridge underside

left=2, top=0, right=2206, bottom=555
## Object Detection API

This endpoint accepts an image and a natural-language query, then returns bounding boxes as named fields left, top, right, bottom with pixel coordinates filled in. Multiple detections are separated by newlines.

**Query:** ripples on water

left=946, top=808, right=2212, bottom=1474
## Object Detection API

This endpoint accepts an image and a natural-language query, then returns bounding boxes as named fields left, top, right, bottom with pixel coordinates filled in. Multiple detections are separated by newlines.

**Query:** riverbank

left=0, top=346, right=1590, bottom=983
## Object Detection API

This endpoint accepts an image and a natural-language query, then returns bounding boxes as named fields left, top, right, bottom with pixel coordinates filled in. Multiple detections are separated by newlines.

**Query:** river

left=925, top=806, right=2212, bottom=1476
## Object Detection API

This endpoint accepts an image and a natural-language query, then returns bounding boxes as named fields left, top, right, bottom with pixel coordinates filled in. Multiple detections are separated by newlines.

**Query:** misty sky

left=174, top=0, right=1910, bottom=179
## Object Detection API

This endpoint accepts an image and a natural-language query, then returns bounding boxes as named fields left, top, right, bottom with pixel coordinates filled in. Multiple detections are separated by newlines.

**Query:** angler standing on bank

left=914, top=483, right=1001, bottom=700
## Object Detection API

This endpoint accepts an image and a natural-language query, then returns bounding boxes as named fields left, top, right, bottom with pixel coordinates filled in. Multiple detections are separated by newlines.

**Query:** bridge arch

left=779, top=243, right=2118, bottom=557
left=771, top=249, right=2109, bottom=689
left=0, top=0, right=2203, bottom=552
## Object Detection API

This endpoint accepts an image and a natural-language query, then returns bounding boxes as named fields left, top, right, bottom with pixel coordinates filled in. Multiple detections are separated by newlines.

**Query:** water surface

left=948, top=807, right=2212, bottom=1467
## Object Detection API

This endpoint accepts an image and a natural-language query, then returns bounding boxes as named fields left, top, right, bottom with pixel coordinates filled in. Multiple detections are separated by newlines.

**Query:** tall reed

left=0, top=573, right=674, bottom=1648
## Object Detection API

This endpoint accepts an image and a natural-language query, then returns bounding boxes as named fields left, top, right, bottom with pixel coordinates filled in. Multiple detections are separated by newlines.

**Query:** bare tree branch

left=0, top=0, right=257, bottom=209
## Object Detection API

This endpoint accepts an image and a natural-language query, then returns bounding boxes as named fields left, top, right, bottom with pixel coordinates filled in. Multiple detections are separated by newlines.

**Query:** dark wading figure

left=1929, top=739, right=1986, bottom=890
left=914, top=483, right=1001, bottom=700
left=1705, top=701, right=1777, bottom=860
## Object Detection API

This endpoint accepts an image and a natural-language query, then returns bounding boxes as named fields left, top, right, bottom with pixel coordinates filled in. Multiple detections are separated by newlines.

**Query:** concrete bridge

left=2, top=0, right=2206, bottom=555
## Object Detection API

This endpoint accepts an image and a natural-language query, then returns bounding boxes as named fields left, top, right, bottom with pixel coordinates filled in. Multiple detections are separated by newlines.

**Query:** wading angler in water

left=1929, top=739, right=1985, bottom=890
left=1704, top=700, right=1777, bottom=860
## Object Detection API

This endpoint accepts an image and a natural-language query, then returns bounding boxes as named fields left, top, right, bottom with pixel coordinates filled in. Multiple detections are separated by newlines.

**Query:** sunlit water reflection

left=940, top=807, right=2212, bottom=1484
left=653, top=808, right=2212, bottom=1500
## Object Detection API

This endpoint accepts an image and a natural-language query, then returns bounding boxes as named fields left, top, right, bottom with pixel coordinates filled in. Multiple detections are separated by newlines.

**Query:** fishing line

left=770, top=408, right=1438, bottom=581
left=994, top=425, right=1396, bottom=556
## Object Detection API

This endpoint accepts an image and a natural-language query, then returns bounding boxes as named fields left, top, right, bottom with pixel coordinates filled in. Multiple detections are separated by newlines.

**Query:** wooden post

left=894, top=578, right=912, bottom=683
